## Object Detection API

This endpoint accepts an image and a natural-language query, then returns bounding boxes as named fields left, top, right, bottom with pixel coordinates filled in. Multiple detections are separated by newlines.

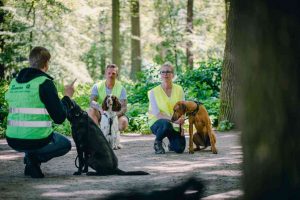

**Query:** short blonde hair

left=161, top=63, right=174, bottom=73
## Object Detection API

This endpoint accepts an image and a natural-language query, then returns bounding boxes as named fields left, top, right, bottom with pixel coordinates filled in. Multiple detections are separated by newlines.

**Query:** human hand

left=173, top=117, right=185, bottom=125
left=64, top=79, right=76, bottom=98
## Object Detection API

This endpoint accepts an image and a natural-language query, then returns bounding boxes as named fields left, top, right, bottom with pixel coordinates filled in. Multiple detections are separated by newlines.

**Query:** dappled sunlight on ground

left=0, top=131, right=243, bottom=199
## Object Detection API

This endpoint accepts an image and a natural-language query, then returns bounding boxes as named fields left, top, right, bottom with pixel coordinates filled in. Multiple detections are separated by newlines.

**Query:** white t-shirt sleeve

left=149, top=90, right=159, bottom=115
left=120, top=87, right=127, bottom=100
left=90, top=83, right=98, bottom=101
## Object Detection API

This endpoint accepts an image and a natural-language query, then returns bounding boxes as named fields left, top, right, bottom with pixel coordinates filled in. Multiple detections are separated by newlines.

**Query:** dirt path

left=0, top=131, right=242, bottom=200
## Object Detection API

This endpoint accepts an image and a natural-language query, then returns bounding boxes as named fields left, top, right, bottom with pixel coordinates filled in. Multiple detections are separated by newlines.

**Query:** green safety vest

left=97, top=80, right=123, bottom=105
left=5, top=76, right=53, bottom=140
left=147, top=83, right=184, bottom=128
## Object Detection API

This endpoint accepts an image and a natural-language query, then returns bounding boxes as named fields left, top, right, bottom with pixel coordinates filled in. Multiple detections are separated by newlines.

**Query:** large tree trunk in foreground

left=233, top=1, right=300, bottom=199
left=218, top=0, right=237, bottom=126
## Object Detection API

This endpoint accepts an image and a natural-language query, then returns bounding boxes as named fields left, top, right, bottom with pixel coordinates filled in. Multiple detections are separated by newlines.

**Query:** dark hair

left=106, top=64, right=119, bottom=71
left=29, top=46, right=51, bottom=69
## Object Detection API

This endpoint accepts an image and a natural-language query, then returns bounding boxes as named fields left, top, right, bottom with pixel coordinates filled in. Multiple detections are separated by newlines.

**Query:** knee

left=118, top=116, right=128, bottom=131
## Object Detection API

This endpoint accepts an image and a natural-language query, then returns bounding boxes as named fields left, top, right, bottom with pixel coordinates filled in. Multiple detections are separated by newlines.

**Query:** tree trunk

left=218, top=0, right=237, bottom=126
left=186, top=0, right=193, bottom=70
left=112, top=0, right=121, bottom=71
left=0, top=0, right=5, bottom=79
left=130, top=0, right=141, bottom=81
left=233, top=0, right=300, bottom=199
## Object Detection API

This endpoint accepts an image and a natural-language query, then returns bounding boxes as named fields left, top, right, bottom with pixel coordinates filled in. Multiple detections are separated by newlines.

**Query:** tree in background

left=112, top=0, right=121, bottom=72
left=233, top=0, right=300, bottom=199
left=186, top=0, right=193, bottom=70
left=0, top=0, right=5, bottom=79
left=130, top=0, right=141, bottom=81
left=218, top=0, right=237, bottom=127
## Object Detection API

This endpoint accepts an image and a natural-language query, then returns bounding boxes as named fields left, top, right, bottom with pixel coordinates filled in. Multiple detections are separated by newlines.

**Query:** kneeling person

left=148, top=63, right=186, bottom=154
left=88, top=64, right=128, bottom=133
left=5, top=46, right=74, bottom=178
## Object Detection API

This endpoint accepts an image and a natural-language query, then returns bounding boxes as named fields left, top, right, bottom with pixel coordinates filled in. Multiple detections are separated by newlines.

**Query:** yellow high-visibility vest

left=148, top=83, right=184, bottom=127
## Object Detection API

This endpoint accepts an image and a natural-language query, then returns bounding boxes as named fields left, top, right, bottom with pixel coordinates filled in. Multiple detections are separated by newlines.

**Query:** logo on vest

left=26, top=84, right=31, bottom=89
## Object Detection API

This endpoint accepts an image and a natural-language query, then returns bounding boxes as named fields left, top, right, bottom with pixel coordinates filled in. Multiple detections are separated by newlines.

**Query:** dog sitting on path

left=100, top=94, right=122, bottom=150
left=171, top=101, right=218, bottom=154
left=65, top=98, right=149, bottom=176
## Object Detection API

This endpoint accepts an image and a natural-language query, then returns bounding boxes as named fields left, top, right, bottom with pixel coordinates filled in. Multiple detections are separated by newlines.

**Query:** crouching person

left=5, top=46, right=75, bottom=178
left=147, top=63, right=186, bottom=154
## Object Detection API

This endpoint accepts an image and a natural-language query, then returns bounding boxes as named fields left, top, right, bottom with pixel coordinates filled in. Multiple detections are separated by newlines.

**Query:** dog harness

left=103, top=113, right=115, bottom=136
left=5, top=76, right=53, bottom=139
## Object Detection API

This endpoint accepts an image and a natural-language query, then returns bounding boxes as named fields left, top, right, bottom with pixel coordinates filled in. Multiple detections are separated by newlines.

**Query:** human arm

left=39, top=80, right=69, bottom=124
left=117, top=87, right=127, bottom=117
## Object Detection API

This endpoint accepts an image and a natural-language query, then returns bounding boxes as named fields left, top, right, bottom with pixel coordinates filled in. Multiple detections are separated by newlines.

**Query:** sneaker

left=168, top=144, right=174, bottom=152
left=154, top=140, right=165, bottom=154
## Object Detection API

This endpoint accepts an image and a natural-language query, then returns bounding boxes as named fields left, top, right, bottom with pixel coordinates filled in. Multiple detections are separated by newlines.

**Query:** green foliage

left=0, top=80, right=9, bottom=138
left=217, top=120, right=234, bottom=132
left=52, top=82, right=92, bottom=135
left=125, top=59, right=222, bottom=133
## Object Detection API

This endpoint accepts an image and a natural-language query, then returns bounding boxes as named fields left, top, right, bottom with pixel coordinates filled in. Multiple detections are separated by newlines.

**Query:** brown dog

left=171, top=101, right=218, bottom=154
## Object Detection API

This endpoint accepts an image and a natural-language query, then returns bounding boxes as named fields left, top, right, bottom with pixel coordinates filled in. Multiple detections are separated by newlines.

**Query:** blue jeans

left=150, top=119, right=186, bottom=153
left=16, top=132, right=71, bottom=163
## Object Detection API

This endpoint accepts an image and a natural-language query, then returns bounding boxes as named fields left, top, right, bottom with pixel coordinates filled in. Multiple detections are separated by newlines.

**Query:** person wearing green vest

left=5, top=46, right=75, bottom=178
left=148, top=63, right=186, bottom=154
left=88, top=64, right=128, bottom=132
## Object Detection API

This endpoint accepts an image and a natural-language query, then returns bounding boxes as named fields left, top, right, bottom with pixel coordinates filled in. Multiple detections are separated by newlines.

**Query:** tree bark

left=233, top=0, right=300, bottom=199
left=186, top=0, right=193, bottom=70
left=112, top=0, right=121, bottom=71
left=218, top=0, right=237, bottom=126
left=0, top=0, right=5, bottom=79
left=130, top=0, right=141, bottom=81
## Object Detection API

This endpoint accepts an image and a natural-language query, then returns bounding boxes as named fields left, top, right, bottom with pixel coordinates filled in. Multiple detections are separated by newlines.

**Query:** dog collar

left=186, top=101, right=202, bottom=116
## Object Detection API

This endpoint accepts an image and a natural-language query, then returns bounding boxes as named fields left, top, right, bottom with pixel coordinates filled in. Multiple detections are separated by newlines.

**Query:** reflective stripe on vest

left=8, top=120, right=52, bottom=127
left=148, top=83, right=184, bottom=127
left=9, top=108, right=49, bottom=115
left=97, top=80, right=123, bottom=105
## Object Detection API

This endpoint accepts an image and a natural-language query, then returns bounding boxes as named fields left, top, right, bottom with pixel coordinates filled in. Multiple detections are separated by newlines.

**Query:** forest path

left=0, top=131, right=242, bottom=199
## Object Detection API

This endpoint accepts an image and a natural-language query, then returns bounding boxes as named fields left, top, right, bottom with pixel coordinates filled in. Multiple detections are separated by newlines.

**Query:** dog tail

left=115, top=168, right=149, bottom=176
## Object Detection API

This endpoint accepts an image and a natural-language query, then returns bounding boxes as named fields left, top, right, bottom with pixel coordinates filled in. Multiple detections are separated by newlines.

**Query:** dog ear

left=102, top=96, right=109, bottom=111
left=112, top=96, right=122, bottom=112
left=180, top=102, right=187, bottom=113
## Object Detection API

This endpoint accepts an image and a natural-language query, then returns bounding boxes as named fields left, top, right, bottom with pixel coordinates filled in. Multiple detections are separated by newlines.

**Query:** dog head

left=171, top=101, right=187, bottom=122
left=64, top=97, right=84, bottom=123
left=102, top=94, right=122, bottom=112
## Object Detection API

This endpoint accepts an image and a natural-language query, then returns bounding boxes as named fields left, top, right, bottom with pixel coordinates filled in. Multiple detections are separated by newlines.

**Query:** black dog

left=65, top=98, right=149, bottom=176
left=103, top=177, right=205, bottom=200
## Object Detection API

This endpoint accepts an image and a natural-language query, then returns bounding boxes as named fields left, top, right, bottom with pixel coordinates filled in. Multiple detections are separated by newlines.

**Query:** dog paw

left=189, top=150, right=194, bottom=154
left=212, top=147, right=218, bottom=154
left=73, top=172, right=82, bottom=175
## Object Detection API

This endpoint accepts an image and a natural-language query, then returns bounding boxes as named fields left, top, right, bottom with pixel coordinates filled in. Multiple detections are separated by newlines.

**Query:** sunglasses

left=160, top=70, right=173, bottom=74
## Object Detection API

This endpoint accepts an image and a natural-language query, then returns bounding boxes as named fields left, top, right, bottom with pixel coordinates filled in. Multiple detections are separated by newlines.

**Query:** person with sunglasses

left=147, top=63, right=186, bottom=154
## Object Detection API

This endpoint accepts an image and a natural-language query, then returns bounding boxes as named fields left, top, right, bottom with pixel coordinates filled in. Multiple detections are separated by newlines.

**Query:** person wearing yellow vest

left=148, top=63, right=186, bottom=154
left=88, top=64, right=128, bottom=132
left=5, top=47, right=75, bottom=178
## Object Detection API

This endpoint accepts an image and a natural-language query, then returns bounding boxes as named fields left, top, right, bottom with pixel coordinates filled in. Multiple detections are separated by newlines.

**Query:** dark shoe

left=154, top=141, right=165, bottom=154
left=168, top=144, right=174, bottom=152
left=25, top=155, right=44, bottom=178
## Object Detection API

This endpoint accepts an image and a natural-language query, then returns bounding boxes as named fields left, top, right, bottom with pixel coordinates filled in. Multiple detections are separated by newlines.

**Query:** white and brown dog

left=100, top=94, right=122, bottom=150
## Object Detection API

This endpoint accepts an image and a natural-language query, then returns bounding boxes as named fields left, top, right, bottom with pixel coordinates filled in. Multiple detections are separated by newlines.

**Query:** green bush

left=0, top=80, right=9, bottom=138
left=0, top=59, right=223, bottom=137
